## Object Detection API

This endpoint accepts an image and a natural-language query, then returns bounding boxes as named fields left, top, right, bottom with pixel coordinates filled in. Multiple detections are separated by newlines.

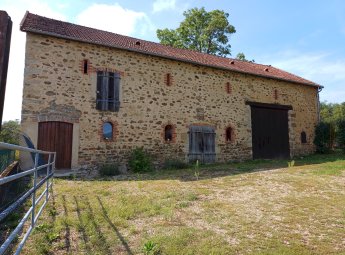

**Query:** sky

left=1, top=0, right=345, bottom=122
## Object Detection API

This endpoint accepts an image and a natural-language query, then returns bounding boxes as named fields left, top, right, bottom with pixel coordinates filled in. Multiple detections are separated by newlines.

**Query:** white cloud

left=262, top=50, right=345, bottom=103
left=152, top=0, right=176, bottom=13
left=76, top=3, right=154, bottom=36
left=0, top=0, right=66, bottom=122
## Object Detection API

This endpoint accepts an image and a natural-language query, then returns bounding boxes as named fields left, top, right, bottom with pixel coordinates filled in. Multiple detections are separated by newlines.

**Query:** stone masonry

left=21, top=33, right=319, bottom=169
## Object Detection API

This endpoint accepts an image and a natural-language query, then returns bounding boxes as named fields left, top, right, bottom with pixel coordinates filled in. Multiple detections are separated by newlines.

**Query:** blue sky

left=1, top=0, right=345, bottom=121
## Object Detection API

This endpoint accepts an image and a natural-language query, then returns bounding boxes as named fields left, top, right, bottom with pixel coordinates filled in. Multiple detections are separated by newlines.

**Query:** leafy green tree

left=313, top=122, right=332, bottom=153
left=320, top=102, right=345, bottom=124
left=0, top=120, right=21, bottom=145
left=157, top=7, right=236, bottom=56
left=320, top=102, right=345, bottom=150
left=337, top=120, right=345, bottom=151
left=236, top=52, right=255, bottom=62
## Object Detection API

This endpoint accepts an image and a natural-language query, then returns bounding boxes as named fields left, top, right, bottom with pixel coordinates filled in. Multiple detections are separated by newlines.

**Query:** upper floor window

left=83, top=60, right=88, bottom=74
left=226, top=82, right=232, bottom=94
left=96, top=71, right=121, bottom=111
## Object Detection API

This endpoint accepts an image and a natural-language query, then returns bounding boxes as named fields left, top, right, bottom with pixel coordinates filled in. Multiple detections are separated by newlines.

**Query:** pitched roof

left=20, top=11, right=321, bottom=88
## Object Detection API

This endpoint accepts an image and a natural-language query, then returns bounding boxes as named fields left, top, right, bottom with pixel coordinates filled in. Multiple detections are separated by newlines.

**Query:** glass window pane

left=103, top=122, right=113, bottom=140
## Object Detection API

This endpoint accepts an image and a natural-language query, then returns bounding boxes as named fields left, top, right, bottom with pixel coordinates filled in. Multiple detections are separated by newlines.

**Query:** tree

left=337, top=120, right=345, bottom=151
left=0, top=120, right=21, bottom=145
left=319, top=102, right=345, bottom=151
left=157, top=7, right=236, bottom=56
left=236, top=52, right=255, bottom=62
left=320, top=102, right=345, bottom=124
left=313, top=122, right=332, bottom=153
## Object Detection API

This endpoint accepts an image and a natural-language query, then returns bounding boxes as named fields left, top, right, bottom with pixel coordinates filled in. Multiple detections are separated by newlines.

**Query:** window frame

left=102, top=122, right=113, bottom=141
left=96, top=71, right=121, bottom=112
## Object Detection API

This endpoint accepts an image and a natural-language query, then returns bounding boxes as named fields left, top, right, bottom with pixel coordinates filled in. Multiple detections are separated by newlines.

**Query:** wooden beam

left=0, top=161, right=18, bottom=178
left=245, top=101, right=293, bottom=110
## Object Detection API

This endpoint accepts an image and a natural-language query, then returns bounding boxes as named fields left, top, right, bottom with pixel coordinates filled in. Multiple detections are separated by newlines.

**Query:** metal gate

left=0, top=142, right=55, bottom=255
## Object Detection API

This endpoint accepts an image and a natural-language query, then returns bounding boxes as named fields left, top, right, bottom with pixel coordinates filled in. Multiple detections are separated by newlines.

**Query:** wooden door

left=37, top=122, right=73, bottom=169
left=188, top=126, right=216, bottom=163
left=251, top=106, right=290, bottom=159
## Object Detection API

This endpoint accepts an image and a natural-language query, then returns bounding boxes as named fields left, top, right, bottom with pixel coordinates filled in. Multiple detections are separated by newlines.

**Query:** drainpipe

left=317, top=86, right=324, bottom=123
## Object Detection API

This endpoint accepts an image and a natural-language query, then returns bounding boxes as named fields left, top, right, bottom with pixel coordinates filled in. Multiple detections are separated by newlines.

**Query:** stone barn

left=20, top=12, right=322, bottom=170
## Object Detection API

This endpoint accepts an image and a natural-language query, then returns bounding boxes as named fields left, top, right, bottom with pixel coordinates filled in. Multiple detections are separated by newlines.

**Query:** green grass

left=20, top=152, right=345, bottom=255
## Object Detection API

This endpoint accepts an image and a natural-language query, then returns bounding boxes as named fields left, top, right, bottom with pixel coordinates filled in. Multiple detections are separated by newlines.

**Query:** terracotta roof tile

left=20, top=12, right=321, bottom=88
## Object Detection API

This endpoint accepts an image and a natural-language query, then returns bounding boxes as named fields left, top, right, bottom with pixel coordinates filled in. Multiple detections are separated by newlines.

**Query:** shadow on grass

left=84, top=198, right=112, bottom=254
left=96, top=196, right=133, bottom=255
left=60, top=151, right=345, bottom=182
left=61, top=195, right=71, bottom=253
left=74, top=196, right=92, bottom=254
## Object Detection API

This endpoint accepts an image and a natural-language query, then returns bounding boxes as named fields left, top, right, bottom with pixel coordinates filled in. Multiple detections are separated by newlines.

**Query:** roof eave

left=21, top=28, right=322, bottom=89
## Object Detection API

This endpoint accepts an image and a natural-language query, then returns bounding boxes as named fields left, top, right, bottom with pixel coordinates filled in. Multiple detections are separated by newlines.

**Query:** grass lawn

left=21, top=153, right=345, bottom=255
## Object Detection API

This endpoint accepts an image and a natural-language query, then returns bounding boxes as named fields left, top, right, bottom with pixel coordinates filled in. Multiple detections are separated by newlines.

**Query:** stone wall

left=21, top=33, right=319, bottom=169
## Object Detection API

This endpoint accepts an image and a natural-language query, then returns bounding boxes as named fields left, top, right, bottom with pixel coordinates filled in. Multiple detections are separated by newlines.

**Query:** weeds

left=163, top=159, right=189, bottom=170
left=129, top=147, right=152, bottom=173
left=194, top=160, right=200, bottom=180
left=143, top=240, right=160, bottom=255
left=288, top=160, right=295, bottom=167
left=99, top=163, right=120, bottom=176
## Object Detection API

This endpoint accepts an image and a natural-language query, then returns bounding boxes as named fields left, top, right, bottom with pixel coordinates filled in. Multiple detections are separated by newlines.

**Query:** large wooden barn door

left=188, top=126, right=216, bottom=163
left=251, top=106, right=290, bottom=159
left=37, top=122, right=73, bottom=169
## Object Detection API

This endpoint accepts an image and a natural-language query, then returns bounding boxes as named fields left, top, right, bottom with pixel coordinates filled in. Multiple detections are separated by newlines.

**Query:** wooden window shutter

left=96, top=71, right=103, bottom=110
left=101, top=72, right=109, bottom=111
left=202, top=126, right=216, bottom=159
left=114, top=73, right=121, bottom=112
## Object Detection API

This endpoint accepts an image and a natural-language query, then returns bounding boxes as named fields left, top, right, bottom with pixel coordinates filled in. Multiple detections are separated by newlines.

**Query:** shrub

left=337, top=119, right=345, bottom=152
left=313, top=122, right=332, bottom=153
left=163, top=159, right=189, bottom=169
left=128, top=147, right=152, bottom=173
left=99, top=164, right=120, bottom=176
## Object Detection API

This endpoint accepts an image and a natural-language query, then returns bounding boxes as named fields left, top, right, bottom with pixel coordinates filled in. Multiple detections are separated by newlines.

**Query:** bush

left=313, top=122, right=332, bottom=153
left=337, top=120, right=345, bottom=151
left=0, top=120, right=20, bottom=145
left=99, top=164, right=120, bottom=176
left=128, top=147, right=152, bottom=173
left=163, top=159, right=189, bottom=170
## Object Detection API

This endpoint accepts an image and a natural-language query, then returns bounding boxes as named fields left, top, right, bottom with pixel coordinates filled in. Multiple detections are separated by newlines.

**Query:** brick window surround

left=99, top=120, right=118, bottom=142
left=164, top=73, right=173, bottom=86
left=162, top=123, right=176, bottom=143
left=226, top=82, right=232, bottom=94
